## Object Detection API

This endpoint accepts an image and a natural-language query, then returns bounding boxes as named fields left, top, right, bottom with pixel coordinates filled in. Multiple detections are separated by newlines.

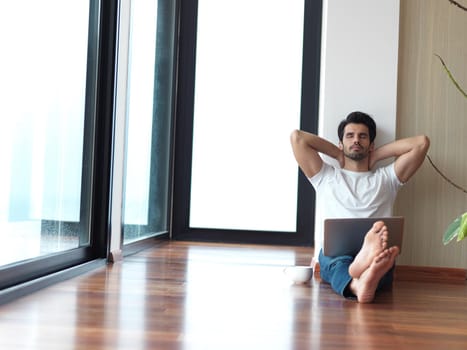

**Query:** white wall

left=314, top=0, right=400, bottom=255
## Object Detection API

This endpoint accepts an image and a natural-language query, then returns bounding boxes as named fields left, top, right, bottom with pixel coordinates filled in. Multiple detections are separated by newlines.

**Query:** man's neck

left=343, top=158, right=370, bottom=172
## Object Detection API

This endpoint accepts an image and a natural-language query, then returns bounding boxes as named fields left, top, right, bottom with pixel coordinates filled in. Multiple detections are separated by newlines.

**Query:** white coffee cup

left=283, top=266, right=313, bottom=284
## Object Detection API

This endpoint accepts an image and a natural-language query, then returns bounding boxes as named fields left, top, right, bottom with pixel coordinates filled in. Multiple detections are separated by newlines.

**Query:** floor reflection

left=182, top=245, right=298, bottom=350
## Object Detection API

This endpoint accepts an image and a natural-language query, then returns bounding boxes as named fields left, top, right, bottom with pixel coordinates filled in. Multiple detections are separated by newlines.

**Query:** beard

left=344, top=151, right=367, bottom=161
left=344, top=146, right=369, bottom=161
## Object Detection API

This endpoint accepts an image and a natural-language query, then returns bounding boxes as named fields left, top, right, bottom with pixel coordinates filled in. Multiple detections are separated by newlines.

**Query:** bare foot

left=349, top=246, right=400, bottom=303
left=348, top=221, right=388, bottom=278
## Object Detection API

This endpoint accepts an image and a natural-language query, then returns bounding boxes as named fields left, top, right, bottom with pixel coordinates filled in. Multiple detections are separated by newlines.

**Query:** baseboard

left=395, top=265, right=467, bottom=284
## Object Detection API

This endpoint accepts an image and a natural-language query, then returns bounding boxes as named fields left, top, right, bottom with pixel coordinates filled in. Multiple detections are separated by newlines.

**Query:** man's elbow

left=417, top=135, right=430, bottom=153
left=290, top=129, right=302, bottom=146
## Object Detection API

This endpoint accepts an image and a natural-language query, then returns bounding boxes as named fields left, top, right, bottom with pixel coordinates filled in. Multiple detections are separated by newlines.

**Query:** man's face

left=339, top=123, right=374, bottom=161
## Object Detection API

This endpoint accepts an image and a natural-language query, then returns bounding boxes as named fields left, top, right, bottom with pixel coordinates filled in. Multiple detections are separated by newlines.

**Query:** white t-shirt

left=308, top=162, right=404, bottom=255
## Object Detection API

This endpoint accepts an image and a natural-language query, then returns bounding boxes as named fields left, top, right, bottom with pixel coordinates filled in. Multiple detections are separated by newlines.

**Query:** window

left=0, top=0, right=116, bottom=291
left=173, top=0, right=321, bottom=245
left=122, top=0, right=177, bottom=245
left=190, top=0, right=304, bottom=232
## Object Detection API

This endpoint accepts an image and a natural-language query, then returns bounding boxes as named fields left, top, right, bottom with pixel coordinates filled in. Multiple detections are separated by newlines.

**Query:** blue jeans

left=318, top=249, right=394, bottom=299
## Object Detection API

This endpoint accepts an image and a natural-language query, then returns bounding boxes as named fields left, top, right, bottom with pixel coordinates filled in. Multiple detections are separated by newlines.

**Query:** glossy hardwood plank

left=0, top=241, right=466, bottom=349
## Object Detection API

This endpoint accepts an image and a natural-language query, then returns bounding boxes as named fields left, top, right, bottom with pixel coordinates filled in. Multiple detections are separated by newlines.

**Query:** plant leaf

left=456, top=212, right=467, bottom=242
left=434, top=54, right=467, bottom=99
left=443, top=215, right=461, bottom=245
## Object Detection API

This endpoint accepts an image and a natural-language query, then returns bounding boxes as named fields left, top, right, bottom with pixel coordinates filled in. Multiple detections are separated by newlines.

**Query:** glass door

left=121, top=0, right=177, bottom=245
left=173, top=0, right=322, bottom=245
left=0, top=0, right=114, bottom=290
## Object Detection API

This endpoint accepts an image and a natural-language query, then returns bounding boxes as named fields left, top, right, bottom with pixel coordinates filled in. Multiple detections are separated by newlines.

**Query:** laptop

left=323, top=217, right=404, bottom=257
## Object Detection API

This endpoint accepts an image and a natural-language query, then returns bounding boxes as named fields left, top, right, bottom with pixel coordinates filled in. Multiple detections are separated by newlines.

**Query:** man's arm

left=290, top=130, right=344, bottom=178
left=370, top=135, right=430, bottom=183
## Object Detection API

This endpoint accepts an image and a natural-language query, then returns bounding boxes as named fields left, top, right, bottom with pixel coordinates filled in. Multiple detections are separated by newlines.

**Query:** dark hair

left=337, top=111, right=376, bottom=143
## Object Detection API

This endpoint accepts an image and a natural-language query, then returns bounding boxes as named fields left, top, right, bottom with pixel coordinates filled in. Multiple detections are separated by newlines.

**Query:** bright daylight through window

left=190, top=0, right=304, bottom=232
left=0, top=2, right=90, bottom=266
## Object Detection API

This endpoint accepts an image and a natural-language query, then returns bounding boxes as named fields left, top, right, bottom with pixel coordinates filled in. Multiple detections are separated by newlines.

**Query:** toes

left=381, top=240, right=388, bottom=250
left=388, top=246, right=400, bottom=256
left=379, top=226, right=388, bottom=236
left=372, top=221, right=385, bottom=232
left=376, top=247, right=400, bottom=263
left=374, top=249, right=389, bottom=263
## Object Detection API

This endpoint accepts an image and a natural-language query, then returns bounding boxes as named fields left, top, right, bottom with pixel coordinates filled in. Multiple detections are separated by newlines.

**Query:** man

left=290, top=111, right=430, bottom=303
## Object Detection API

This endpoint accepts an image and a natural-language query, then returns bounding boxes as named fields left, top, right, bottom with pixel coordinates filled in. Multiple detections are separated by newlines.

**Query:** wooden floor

left=0, top=241, right=466, bottom=350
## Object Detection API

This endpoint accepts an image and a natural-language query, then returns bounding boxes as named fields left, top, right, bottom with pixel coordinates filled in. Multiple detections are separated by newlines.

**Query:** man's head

left=337, top=112, right=376, bottom=162
left=337, top=111, right=376, bottom=143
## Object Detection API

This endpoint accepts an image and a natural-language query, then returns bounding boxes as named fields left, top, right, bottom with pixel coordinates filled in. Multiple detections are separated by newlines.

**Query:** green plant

left=443, top=213, right=467, bottom=244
